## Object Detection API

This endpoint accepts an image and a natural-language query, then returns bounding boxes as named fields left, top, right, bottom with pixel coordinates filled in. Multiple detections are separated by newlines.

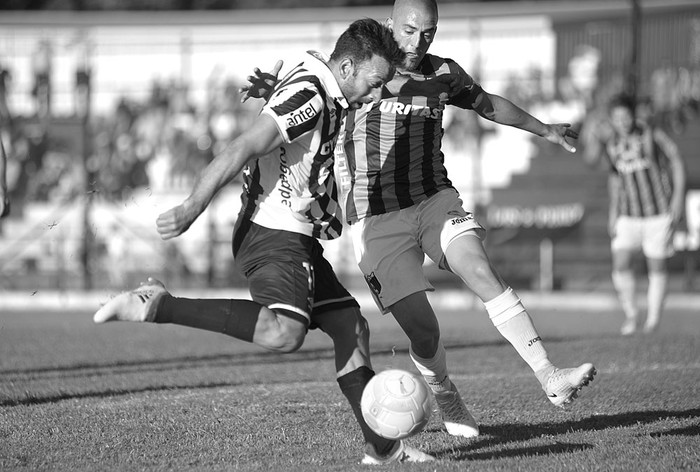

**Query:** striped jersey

left=240, top=51, right=347, bottom=240
left=606, top=124, right=676, bottom=217
left=338, top=53, right=483, bottom=223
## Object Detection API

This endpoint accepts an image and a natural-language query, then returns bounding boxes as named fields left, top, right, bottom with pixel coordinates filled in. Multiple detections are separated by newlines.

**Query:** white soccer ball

left=360, top=369, right=432, bottom=440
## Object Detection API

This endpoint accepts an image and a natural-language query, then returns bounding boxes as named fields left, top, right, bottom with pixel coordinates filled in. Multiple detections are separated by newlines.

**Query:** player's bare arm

left=0, top=137, right=8, bottom=218
left=156, top=114, right=284, bottom=240
left=654, top=128, right=687, bottom=225
left=473, top=91, right=578, bottom=153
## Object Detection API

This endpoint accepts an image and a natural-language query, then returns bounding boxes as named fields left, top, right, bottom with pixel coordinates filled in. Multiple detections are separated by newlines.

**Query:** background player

left=583, top=94, right=686, bottom=335
left=93, top=19, right=433, bottom=465
left=0, top=135, right=8, bottom=218
left=243, top=0, right=596, bottom=440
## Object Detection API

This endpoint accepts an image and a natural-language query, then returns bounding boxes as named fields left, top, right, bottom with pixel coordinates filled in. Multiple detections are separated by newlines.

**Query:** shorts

left=612, top=213, right=676, bottom=259
left=350, top=189, right=485, bottom=313
left=233, top=217, right=359, bottom=329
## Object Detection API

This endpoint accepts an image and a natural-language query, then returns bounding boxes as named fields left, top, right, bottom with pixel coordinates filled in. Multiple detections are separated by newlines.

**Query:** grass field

left=1, top=298, right=699, bottom=471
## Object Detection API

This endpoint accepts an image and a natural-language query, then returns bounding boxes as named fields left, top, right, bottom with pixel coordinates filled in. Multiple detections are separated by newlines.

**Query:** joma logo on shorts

left=450, top=215, right=473, bottom=225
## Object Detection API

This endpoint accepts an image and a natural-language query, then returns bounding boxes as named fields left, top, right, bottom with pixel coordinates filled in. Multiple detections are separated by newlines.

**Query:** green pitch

left=1, top=303, right=699, bottom=471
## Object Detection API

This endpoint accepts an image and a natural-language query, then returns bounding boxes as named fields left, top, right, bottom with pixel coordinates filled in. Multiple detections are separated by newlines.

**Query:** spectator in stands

left=583, top=94, right=687, bottom=335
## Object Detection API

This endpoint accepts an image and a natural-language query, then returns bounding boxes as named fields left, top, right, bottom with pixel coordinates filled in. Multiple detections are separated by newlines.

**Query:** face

left=388, top=1, right=438, bottom=70
left=340, top=55, right=395, bottom=109
left=610, top=105, right=634, bottom=136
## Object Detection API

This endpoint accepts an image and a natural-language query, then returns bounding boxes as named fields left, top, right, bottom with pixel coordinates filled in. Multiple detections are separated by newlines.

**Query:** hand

left=239, top=60, right=284, bottom=103
left=156, top=201, right=201, bottom=240
left=542, top=123, right=579, bottom=153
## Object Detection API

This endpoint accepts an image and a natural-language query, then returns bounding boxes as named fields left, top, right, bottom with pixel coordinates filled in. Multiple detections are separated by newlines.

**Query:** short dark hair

left=330, top=18, right=405, bottom=69
left=608, top=94, right=636, bottom=113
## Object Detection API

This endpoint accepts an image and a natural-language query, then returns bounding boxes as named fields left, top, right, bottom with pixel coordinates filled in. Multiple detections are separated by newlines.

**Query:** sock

left=410, top=342, right=452, bottom=394
left=337, top=366, right=396, bottom=457
left=646, top=271, right=668, bottom=327
left=154, top=295, right=261, bottom=342
left=612, top=270, right=637, bottom=321
left=484, top=287, right=554, bottom=385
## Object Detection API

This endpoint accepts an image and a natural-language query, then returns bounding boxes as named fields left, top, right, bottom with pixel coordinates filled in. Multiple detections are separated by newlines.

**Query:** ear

left=385, top=17, right=393, bottom=29
left=339, top=57, right=354, bottom=81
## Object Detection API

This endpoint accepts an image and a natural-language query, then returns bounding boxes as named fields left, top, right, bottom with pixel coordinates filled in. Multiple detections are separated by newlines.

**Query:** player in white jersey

left=244, top=0, right=596, bottom=439
left=583, top=94, right=686, bottom=335
left=93, top=19, right=434, bottom=465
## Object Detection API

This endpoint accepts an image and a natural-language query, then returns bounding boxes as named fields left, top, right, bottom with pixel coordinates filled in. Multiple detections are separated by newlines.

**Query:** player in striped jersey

left=584, top=94, right=686, bottom=335
left=93, top=19, right=434, bottom=465
left=245, top=0, right=596, bottom=438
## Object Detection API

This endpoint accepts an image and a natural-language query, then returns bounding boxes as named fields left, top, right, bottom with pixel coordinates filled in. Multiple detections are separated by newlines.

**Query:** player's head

left=387, top=0, right=438, bottom=70
left=330, top=18, right=405, bottom=109
left=608, top=94, right=636, bottom=135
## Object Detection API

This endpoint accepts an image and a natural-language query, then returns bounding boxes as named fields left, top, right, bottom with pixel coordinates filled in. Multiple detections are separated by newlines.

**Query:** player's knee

left=267, top=319, right=306, bottom=353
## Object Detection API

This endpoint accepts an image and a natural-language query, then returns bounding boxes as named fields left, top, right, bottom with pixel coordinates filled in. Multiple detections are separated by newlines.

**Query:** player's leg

left=611, top=216, right=642, bottom=335
left=93, top=221, right=310, bottom=353
left=641, top=214, right=676, bottom=333
left=350, top=209, right=478, bottom=438
left=310, top=248, right=433, bottom=464
left=444, top=232, right=596, bottom=407
left=644, top=257, right=668, bottom=333
left=390, top=292, right=479, bottom=438
left=93, top=282, right=308, bottom=352
left=611, top=248, right=638, bottom=335
left=425, top=189, right=594, bottom=407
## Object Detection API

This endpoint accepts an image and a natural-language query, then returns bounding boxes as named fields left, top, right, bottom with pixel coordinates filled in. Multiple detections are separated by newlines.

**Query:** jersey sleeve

left=444, top=59, right=484, bottom=110
left=261, top=81, right=325, bottom=143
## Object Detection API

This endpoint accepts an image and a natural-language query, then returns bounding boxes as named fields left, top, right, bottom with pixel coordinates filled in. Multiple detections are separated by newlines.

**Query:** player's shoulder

left=267, top=77, right=325, bottom=114
left=422, top=53, right=465, bottom=74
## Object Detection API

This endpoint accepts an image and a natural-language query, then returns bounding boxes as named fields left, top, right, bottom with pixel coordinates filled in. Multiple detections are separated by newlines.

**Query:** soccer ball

left=360, top=369, right=432, bottom=440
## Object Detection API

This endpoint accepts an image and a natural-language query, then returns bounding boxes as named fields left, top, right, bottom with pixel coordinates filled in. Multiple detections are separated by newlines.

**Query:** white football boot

left=434, top=382, right=480, bottom=438
left=361, top=440, right=435, bottom=465
left=94, top=277, right=168, bottom=323
left=543, top=363, right=596, bottom=407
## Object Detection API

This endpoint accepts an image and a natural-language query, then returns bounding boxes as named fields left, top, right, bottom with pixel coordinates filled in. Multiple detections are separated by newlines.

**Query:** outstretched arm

left=0, top=136, right=8, bottom=218
left=473, top=91, right=578, bottom=153
left=156, top=113, right=283, bottom=240
left=655, top=128, right=687, bottom=226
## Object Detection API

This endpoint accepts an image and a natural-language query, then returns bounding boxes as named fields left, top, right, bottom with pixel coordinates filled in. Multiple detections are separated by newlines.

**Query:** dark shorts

left=233, top=217, right=359, bottom=330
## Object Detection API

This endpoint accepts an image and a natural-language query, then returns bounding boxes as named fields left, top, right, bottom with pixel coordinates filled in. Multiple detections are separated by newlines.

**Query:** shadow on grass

left=1, top=335, right=580, bottom=378
left=429, top=408, right=700, bottom=461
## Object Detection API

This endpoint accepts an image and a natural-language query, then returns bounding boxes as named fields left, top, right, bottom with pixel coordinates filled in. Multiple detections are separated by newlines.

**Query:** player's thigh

left=235, top=222, right=315, bottom=328
left=418, top=189, right=485, bottom=269
left=611, top=216, right=643, bottom=257
left=309, top=244, right=363, bottom=332
left=444, top=233, right=506, bottom=300
left=350, top=212, right=431, bottom=312
left=642, top=213, right=675, bottom=260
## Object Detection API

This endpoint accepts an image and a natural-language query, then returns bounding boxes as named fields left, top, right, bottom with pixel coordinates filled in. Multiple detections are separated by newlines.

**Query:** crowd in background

left=1, top=57, right=699, bottom=212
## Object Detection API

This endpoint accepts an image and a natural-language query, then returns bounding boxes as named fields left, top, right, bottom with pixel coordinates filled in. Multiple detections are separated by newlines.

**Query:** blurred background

left=0, top=0, right=698, bottom=295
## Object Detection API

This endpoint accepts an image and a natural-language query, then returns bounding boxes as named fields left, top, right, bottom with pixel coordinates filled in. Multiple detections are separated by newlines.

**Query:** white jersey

left=239, top=51, right=348, bottom=240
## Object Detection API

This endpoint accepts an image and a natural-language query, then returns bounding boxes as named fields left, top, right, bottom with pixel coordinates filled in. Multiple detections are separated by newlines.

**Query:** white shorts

left=612, top=213, right=675, bottom=259
left=350, top=189, right=485, bottom=313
